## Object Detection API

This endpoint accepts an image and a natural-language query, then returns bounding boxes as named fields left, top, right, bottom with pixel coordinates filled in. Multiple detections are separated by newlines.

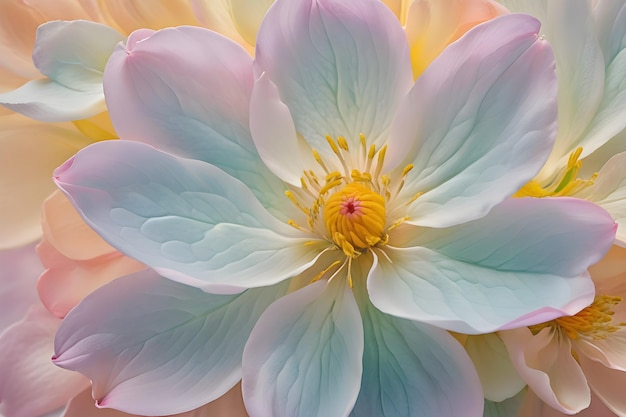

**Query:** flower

left=48, top=1, right=617, bottom=416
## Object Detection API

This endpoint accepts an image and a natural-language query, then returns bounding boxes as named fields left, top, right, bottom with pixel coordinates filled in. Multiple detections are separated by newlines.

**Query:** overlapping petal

left=242, top=278, right=363, bottom=417
left=371, top=198, right=615, bottom=333
left=0, top=244, right=41, bottom=331
left=103, top=26, right=287, bottom=211
left=500, top=327, right=590, bottom=414
left=253, top=0, right=413, bottom=157
left=54, top=270, right=288, bottom=416
left=0, top=113, right=92, bottom=249
left=54, top=140, right=325, bottom=293
left=0, top=20, right=124, bottom=121
left=351, top=284, right=483, bottom=417
left=387, top=13, right=558, bottom=227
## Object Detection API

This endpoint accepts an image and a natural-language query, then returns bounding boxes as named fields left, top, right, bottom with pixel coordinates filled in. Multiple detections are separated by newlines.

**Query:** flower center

left=324, top=183, right=387, bottom=255
left=515, top=147, right=598, bottom=198
left=529, top=295, right=626, bottom=340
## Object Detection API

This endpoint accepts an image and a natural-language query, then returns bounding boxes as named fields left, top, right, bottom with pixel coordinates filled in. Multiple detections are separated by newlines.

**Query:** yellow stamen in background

left=529, top=295, right=626, bottom=340
left=515, top=147, right=598, bottom=198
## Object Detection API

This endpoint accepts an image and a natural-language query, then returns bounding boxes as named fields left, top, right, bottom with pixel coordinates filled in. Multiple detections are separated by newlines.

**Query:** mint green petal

left=483, top=388, right=527, bottom=417
left=242, top=278, right=363, bottom=417
left=350, top=284, right=483, bottom=417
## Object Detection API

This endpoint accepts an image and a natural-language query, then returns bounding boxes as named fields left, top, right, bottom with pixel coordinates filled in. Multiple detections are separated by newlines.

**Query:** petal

left=0, top=78, right=106, bottom=122
left=190, top=0, right=252, bottom=51
left=36, top=238, right=145, bottom=319
left=0, top=243, right=41, bottom=331
left=0, top=305, right=89, bottom=417
left=254, top=0, right=413, bottom=154
left=579, top=353, right=626, bottom=417
left=350, top=283, right=483, bottom=417
left=499, top=327, right=591, bottom=414
left=98, top=0, right=200, bottom=34
left=0, top=113, right=92, bottom=249
left=103, top=26, right=286, bottom=211
left=483, top=388, right=527, bottom=417
left=229, top=0, right=273, bottom=46
left=54, top=140, right=325, bottom=293
left=388, top=14, right=558, bottom=228
left=0, top=20, right=124, bottom=121
left=405, top=0, right=508, bottom=78
left=577, top=152, right=626, bottom=245
left=242, top=278, right=363, bottom=417
left=62, top=388, right=142, bottom=417
left=373, top=198, right=615, bottom=333
left=464, top=333, right=525, bottom=402
left=54, top=270, right=288, bottom=416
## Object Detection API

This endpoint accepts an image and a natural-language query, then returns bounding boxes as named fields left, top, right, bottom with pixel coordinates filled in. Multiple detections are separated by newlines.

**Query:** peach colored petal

left=36, top=239, right=145, bottom=318
left=191, top=0, right=253, bottom=52
left=229, top=0, right=273, bottom=46
left=0, top=113, right=92, bottom=249
left=72, top=111, right=118, bottom=141
left=41, top=190, right=117, bottom=261
left=99, top=0, right=200, bottom=34
left=382, top=0, right=410, bottom=24
left=405, top=0, right=508, bottom=78
left=589, top=245, right=626, bottom=289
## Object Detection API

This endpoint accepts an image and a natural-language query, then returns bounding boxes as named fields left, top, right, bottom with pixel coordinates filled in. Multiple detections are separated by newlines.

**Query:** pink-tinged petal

left=242, top=278, right=363, bottom=417
left=388, top=14, right=558, bottom=228
left=104, top=26, right=287, bottom=211
left=373, top=198, right=615, bottom=333
left=577, top=152, right=626, bottom=245
left=0, top=113, right=92, bottom=249
left=464, top=334, right=525, bottom=402
left=405, top=0, right=508, bottom=77
left=54, top=270, right=288, bottom=416
left=0, top=305, right=89, bottom=417
left=36, top=239, right=145, bottom=319
left=351, top=281, right=483, bottom=417
left=579, top=353, right=626, bottom=417
left=589, top=245, right=626, bottom=291
left=500, top=327, right=590, bottom=414
left=63, top=383, right=249, bottom=417
left=254, top=0, right=413, bottom=155
left=0, top=243, right=41, bottom=331
left=54, top=140, right=325, bottom=293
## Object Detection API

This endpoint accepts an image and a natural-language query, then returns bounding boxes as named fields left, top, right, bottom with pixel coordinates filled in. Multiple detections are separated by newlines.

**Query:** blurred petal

left=374, top=198, right=614, bottom=333
left=54, top=141, right=325, bottom=293
left=0, top=305, right=89, bottom=417
left=388, top=14, right=558, bottom=227
left=351, top=284, right=483, bottom=417
left=229, top=0, right=273, bottom=46
left=0, top=113, right=92, bottom=249
left=500, top=327, right=590, bottom=414
left=104, top=26, right=286, bottom=211
left=465, top=333, right=525, bottom=402
left=242, top=278, right=363, bottom=417
left=190, top=0, right=251, bottom=51
left=405, top=0, right=507, bottom=77
left=254, top=0, right=413, bottom=154
left=483, top=388, right=526, bottom=417
left=54, top=270, right=288, bottom=416
left=98, top=0, right=199, bottom=34
left=0, top=243, right=41, bottom=331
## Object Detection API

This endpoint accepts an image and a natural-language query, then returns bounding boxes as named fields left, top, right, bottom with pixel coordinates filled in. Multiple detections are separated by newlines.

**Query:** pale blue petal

left=53, top=270, right=289, bottom=416
left=254, top=0, right=413, bottom=156
left=104, top=26, right=288, bottom=213
left=54, top=140, right=326, bottom=293
left=350, top=284, right=483, bottom=417
left=242, top=278, right=363, bottom=417
left=388, top=14, right=558, bottom=228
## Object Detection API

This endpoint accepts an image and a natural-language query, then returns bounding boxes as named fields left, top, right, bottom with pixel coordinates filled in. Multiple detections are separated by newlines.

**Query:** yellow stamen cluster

left=515, top=147, right=598, bottom=198
left=285, top=134, right=415, bottom=258
left=529, top=295, right=626, bottom=340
